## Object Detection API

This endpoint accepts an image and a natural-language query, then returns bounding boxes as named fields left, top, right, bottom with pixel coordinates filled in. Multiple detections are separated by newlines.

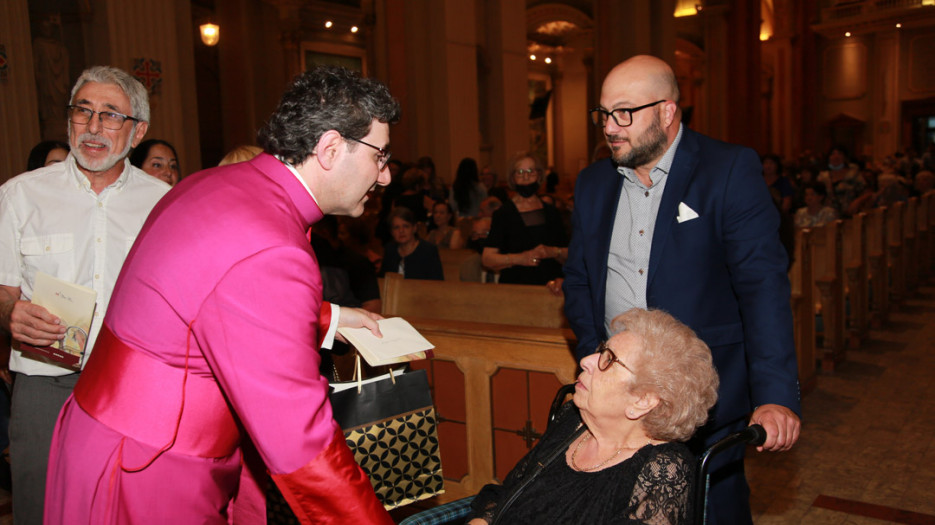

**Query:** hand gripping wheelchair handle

left=694, top=424, right=767, bottom=525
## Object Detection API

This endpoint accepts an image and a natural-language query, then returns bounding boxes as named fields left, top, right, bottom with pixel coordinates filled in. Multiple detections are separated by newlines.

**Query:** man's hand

left=335, top=307, right=384, bottom=343
left=5, top=300, right=65, bottom=347
left=750, top=404, right=801, bottom=452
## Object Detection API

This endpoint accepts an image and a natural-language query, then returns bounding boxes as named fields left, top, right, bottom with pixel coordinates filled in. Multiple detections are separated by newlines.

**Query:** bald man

left=563, top=55, right=801, bottom=524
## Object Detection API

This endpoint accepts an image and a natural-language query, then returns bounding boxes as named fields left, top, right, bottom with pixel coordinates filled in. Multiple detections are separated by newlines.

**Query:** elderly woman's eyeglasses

left=67, top=105, right=140, bottom=130
left=345, top=136, right=391, bottom=170
left=589, top=100, right=666, bottom=128
left=596, top=341, right=634, bottom=373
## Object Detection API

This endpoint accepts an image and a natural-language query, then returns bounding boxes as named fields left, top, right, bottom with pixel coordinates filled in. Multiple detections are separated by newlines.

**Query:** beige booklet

left=19, top=271, right=97, bottom=370
left=337, top=317, right=434, bottom=366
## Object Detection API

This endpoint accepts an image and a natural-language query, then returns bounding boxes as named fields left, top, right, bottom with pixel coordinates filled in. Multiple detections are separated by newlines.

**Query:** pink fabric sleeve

left=193, top=245, right=339, bottom=475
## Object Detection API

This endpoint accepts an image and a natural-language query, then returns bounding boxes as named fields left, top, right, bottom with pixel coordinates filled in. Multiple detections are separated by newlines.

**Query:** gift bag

left=267, top=361, right=444, bottom=523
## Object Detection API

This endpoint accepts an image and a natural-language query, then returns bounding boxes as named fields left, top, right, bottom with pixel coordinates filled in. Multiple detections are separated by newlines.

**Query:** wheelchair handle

left=694, top=424, right=767, bottom=525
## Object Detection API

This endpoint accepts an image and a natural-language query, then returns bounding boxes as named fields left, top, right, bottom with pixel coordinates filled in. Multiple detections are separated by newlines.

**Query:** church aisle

left=747, top=280, right=935, bottom=524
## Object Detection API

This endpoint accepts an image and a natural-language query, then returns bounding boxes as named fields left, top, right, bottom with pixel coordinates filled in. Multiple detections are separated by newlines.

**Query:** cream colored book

left=22, top=272, right=97, bottom=370
left=337, top=317, right=434, bottom=366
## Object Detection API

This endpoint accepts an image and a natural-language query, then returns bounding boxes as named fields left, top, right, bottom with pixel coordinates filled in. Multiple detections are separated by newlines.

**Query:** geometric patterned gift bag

left=333, top=367, right=444, bottom=509
left=267, top=366, right=444, bottom=523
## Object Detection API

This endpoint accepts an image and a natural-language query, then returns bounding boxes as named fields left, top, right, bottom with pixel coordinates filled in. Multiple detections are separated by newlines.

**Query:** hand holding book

left=337, top=317, right=434, bottom=366
left=18, top=272, right=97, bottom=371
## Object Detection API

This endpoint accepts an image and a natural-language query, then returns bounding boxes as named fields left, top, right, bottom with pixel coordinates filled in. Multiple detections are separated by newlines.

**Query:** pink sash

left=74, top=324, right=240, bottom=459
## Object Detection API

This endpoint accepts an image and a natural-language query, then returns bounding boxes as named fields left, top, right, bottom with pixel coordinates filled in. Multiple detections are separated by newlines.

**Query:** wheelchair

left=399, top=384, right=766, bottom=525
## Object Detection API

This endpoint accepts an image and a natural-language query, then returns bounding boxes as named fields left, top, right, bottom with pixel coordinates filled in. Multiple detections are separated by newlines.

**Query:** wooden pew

left=842, top=212, right=869, bottom=348
left=789, top=228, right=816, bottom=393
left=810, top=220, right=845, bottom=371
left=902, top=198, right=918, bottom=291
left=865, top=207, right=889, bottom=327
left=928, top=191, right=935, bottom=274
left=380, top=273, right=576, bottom=500
left=438, top=248, right=482, bottom=282
left=886, top=202, right=906, bottom=305
left=917, top=193, right=931, bottom=280
left=381, top=272, right=567, bottom=328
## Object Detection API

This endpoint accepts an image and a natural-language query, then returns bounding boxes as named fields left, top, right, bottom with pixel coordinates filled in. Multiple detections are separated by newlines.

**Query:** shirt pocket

left=20, top=233, right=77, bottom=284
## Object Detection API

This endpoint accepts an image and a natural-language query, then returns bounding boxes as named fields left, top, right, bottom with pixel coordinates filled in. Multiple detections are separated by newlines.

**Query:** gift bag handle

left=353, top=354, right=396, bottom=395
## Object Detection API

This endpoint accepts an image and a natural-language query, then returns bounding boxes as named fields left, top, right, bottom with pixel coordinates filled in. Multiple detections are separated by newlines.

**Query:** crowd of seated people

left=763, top=144, right=935, bottom=232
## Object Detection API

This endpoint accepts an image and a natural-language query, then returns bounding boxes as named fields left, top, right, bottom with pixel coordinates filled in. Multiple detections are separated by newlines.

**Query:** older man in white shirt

left=0, top=65, right=168, bottom=525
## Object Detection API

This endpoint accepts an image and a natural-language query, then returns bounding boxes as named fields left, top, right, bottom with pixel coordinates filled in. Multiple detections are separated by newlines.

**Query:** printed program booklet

left=337, top=317, right=434, bottom=366
left=19, top=272, right=97, bottom=371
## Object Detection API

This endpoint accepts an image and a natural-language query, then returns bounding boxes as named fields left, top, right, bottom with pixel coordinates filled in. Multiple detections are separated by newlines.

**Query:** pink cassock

left=45, top=154, right=391, bottom=524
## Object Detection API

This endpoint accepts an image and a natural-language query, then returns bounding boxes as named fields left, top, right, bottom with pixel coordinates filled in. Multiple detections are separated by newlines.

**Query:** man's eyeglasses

left=589, top=100, right=666, bottom=128
left=514, top=168, right=539, bottom=178
left=345, top=136, right=391, bottom=170
left=596, top=341, right=634, bottom=373
left=67, top=105, right=140, bottom=130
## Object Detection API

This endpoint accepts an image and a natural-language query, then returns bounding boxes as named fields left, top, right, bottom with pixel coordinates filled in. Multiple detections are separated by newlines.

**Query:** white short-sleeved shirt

left=0, top=155, right=169, bottom=376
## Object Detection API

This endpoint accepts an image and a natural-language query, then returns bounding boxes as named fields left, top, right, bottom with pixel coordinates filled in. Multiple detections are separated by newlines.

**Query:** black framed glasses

left=596, top=341, right=634, bottom=373
left=589, top=100, right=666, bottom=128
left=66, top=105, right=140, bottom=130
left=345, top=136, right=391, bottom=170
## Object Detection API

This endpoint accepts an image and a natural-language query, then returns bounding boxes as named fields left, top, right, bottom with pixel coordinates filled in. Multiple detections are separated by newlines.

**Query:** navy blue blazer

left=563, top=127, right=801, bottom=426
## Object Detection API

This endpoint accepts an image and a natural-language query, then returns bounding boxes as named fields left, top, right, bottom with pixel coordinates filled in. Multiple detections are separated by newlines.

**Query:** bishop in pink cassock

left=45, top=67, right=400, bottom=524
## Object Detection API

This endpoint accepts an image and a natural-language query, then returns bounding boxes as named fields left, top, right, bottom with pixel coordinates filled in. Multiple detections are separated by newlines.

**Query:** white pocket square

left=677, top=202, right=699, bottom=223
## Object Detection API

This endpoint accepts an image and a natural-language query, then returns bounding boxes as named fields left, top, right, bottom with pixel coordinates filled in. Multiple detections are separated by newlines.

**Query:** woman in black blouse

left=468, top=308, right=719, bottom=525
left=481, top=152, right=567, bottom=284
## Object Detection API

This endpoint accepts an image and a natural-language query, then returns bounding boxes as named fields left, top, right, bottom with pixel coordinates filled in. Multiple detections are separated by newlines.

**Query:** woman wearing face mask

left=481, top=152, right=567, bottom=285
left=817, top=145, right=868, bottom=216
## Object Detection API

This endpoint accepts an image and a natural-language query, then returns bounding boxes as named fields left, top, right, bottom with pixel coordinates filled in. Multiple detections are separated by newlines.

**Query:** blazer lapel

left=648, top=128, right=700, bottom=290
left=593, top=161, right=625, bottom=322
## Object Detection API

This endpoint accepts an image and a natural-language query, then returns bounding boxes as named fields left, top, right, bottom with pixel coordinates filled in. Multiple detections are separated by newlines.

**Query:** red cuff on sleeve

left=318, top=302, right=332, bottom=348
left=270, top=427, right=392, bottom=525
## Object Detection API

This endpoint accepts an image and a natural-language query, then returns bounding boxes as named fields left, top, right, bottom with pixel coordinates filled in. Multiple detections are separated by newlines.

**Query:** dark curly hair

left=257, top=66, right=400, bottom=166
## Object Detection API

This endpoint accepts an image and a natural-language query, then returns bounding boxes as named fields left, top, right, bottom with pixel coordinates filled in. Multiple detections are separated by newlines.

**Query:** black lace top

left=468, top=405, right=695, bottom=524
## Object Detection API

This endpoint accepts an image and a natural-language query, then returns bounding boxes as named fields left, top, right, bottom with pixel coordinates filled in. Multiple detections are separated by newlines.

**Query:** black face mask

left=515, top=182, right=540, bottom=198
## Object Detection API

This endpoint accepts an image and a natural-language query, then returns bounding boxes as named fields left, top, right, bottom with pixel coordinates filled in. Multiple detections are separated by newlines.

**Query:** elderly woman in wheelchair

left=467, top=308, right=719, bottom=525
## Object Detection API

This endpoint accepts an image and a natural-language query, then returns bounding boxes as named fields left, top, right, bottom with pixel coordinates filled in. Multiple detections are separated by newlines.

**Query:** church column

left=402, top=0, right=481, bottom=182
left=872, top=30, right=900, bottom=162
left=700, top=1, right=763, bottom=150
left=480, top=0, right=527, bottom=177
left=0, top=0, right=40, bottom=183
left=725, top=0, right=763, bottom=150
left=592, top=0, right=677, bottom=91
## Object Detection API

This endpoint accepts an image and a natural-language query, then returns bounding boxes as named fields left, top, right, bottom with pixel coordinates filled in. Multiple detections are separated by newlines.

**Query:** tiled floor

left=1, top=283, right=933, bottom=524
left=746, top=281, right=935, bottom=524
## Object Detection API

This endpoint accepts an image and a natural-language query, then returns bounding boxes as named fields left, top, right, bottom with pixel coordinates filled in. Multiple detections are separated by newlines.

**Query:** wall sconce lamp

left=200, top=23, right=220, bottom=46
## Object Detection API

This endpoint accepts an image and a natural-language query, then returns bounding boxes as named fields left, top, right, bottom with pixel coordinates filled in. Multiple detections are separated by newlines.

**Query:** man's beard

left=607, top=114, right=667, bottom=169
left=71, top=131, right=132, bottom=173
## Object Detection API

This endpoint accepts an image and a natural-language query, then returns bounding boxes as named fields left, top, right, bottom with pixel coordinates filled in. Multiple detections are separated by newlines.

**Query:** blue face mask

left=828, top=162, right=845, bottom=171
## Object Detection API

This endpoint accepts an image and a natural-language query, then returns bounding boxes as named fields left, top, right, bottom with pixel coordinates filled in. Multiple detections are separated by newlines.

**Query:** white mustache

left=78, top=132, right=113, bottom=149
